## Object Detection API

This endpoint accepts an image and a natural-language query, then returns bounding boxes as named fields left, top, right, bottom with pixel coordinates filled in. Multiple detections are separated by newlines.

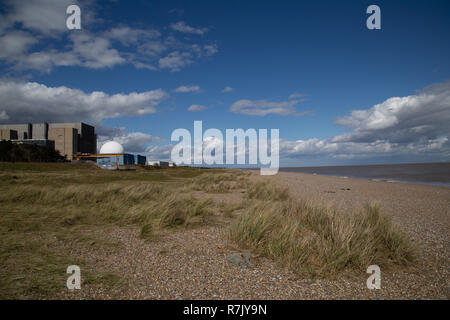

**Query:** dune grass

left=244, top=180, right=290, bottom=201
left=190, top=171, right=248, bottom=193
left=0, top=163, right=220, bottom=298
left=227, top=198, right=416, bottom=277
left=0, top=162, right=417, bottom=298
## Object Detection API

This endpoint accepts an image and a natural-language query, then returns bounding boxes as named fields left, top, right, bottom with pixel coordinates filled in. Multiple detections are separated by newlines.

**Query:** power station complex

left=0, top=122, right=151, bottom=167
left=0, top=122, right=97, bottom=160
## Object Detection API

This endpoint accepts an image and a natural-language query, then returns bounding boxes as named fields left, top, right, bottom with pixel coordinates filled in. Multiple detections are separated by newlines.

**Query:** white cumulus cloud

left=0, top=80, right=168, bottom=123
left=0, top=2, right=218, bottom=73
left=97, top=126, right=163, bottom=154
left=333, top=80, right=450, bottom=144
left=279, top=80, right=450, bottom=163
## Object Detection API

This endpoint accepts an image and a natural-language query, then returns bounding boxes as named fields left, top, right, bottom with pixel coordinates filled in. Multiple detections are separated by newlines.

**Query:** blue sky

left=0, top=0, right=449, bottom=166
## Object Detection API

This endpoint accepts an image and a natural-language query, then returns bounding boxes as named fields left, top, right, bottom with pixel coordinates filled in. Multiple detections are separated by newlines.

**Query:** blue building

left=135, top=154, right=146, bottom=165
left=97, top=153, right=135, bottom=166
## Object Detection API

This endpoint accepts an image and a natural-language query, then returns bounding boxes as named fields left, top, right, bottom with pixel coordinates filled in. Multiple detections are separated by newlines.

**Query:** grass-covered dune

left=0, top=162, right=416, bottom=298
left=228, top=199, right=415, bottom=277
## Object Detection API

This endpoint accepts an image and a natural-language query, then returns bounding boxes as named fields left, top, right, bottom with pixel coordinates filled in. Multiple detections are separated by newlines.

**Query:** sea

left=279, top=162, right=450, bottom=187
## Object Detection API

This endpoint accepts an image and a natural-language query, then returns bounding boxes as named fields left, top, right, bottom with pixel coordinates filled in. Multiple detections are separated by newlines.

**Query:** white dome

left=99, top=141, right=124, bottom=154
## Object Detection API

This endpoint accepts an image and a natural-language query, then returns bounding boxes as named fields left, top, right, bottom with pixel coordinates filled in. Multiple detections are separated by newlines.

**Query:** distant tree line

left=0, top=140, right=66, bottom=162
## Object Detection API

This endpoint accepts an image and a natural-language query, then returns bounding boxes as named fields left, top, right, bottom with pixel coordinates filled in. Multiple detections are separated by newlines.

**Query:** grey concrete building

left=0, top=122, right=96, bottom=160
left=0, top=129, right=18, bottom=140
left=32, top=123, right=48, bottom=140
left=48, top=127, right=79, bottom=159
left=0, top=124, right=31, bottom=139
left=48, top=122, right=96, bottom=154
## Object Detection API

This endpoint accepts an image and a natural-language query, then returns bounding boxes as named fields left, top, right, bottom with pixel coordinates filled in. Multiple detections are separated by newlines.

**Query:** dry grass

left=0, top=162, right=417, bottom=298
left=0, top=163, right=221, bottom=299
left=227, top=199, right=416, bottom=278
left=219, top=202, right=246, bottom=218
left=190, top=171, right=247, bottom=193
left=139, top=195, right=213, bottom=229
left=244, top=180, right=290, bottom=201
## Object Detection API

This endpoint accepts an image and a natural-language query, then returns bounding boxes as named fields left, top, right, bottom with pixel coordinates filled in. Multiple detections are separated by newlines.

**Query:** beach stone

left=226, top=253, right=252, bottom=268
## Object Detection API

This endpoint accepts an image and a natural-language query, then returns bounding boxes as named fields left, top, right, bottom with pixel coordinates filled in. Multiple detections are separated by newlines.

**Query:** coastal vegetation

left=0, top=140, right=65, bottom=162
left=0, top=162, right=416, bottom=298
left=227, top=194, right=415, bottom=277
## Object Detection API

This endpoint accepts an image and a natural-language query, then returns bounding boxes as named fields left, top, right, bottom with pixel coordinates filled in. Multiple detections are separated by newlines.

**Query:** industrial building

left=92, top=141, right=146, bottom=169
left=97, top=153, right=138, bottom=166
left=135, top=155, right=146, bottom=166
left=0, top=122, right=97, bottom=160
left=96, top=153, right=148, bottom=167
left=146, top=160, right=176, bottom=167
left=0, top=124, right=31, bottom=140
left=1, top=123, right=151, bottom=168
left=0, top=129, right=18, bottom=140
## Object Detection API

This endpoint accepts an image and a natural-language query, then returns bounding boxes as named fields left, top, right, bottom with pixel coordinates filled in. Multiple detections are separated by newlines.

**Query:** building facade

left=97, top=153, right=137, bottom=166
left=0, top=129, right=18, bottom=140
left=47, top=127, right=79, bottom=159
left=48, top=123, right=96, bottom=154
left=0, top=122, right=97, bottom=160
left=146, top=160, right=175, bottom=167
left=0, top=124, right=31, bottom=140
left=135, top=155, right=147, bottom=165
